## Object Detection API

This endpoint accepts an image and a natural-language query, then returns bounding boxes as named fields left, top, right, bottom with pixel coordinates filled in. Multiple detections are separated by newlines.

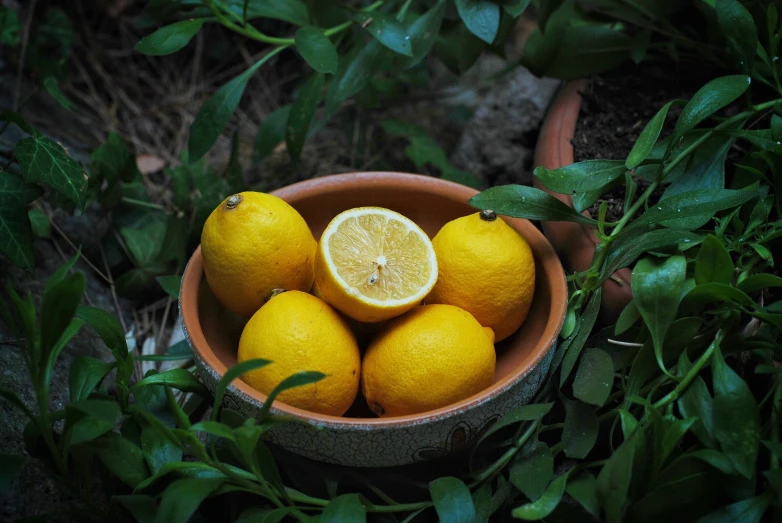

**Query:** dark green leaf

left=695, top=235, right=734, bottom=285
left=509, top=441, right=553, bottom=501
left=627, top=101, right=676, bottom=169
left=630, top=29, right=651, bottom=64
left=632, top=256, right=685, bottom=376
left=693, top=495, right=768, bottom=523
left=615, top=299, right=640, bottom=335
left=91, top=131, right=138, bottom=183
left=212, top=359, right=272, bottom=420
left=69, top=398, right=121, bottom=445
left=472, top=482, right=492, bottom=523
left=236, top=507, right=292, bottom=523
left=254, top=105, right=290, bottom=161
left=634, top=189, right=757, bottom=229
left=596, top=431, right=637, bottom=523
left=28, top=208, right=50, bottom=239
left=131, top=369, right=208, bottom=396
left=681, top=282, right=755, bottom=308
left=134, top=461, right=225, bottom=492
left=69, top=356, right=114, bottom=403
left=0, top=388, right=34, bottom=419
left=430, top=476, right=476, bottom=523
left=295, top=27, right=338, bottom=74
left=321, top=494, right=366, bottom=523
left=534, top=160, right=626, bottom=194
left=722, top=129, right=782, bottom=152
left=156, top=275, right=181, bottom=299
left=455, top=0, right=500, bottom=44
left=503, top=0, right=532, bottom=17
left=335, top=40, right=388, bottom=102
left=677, top=354, right=715, bottom=447
left=259, top=371, right=325, bottom=419
left=40, top=272, right=85, bottom=358
left=0, top=170, right=42, bottom=209
left=689, top=449, right=736, bottom=474
left=77, top=305, right=128, bottom=360
left=141, top=422, right=182, bottom=474
left=355, top=12, right=412, bottom=56
left=562, top=399, right=598, bottom=459
left=224, top=0, right=309, bottom=25
left=120, top=219, right=166, bottom=267
left=135, top=18, right=206, bottom=56
left=477, top=403, right=553, bottom=445
left=154, top=477, right=225, bottom=523
left=560, top=288, right=602, bottom=383
left=573, top=348, right=613, bottom=406
left=0, top=7, right=20, bottom=45
left=0, top=453, right=26, bottom=494
left=668, top=75, right=750, bottom=152
left=115, top=495, right=158, bottom=523
left=660, top=418, right=696, bottom=465
left=512, top=471, right=570, bottom=520
left=401, top=0, right=446, bottom=68
left=737, top=274, right=782, bottom=293
left=43, top=251, right=80, bottom=295
left=565, top=471, right=599, bottom=517
left=0, top=206, right=35, bottom=272
left=15, top=134, right=87, bottom=211
left=95, top=431, right=149, bottom=487
left=469, top=185, right=597, bottom=225
left=715, top=0, right=757, bottom=75
left=42, top=77, right=72, bottom=111
left=712, top=346, right=760, bottom=478
left=190, top=421, right=236, bottom=441
left=286, top=72, right=324, bottom=162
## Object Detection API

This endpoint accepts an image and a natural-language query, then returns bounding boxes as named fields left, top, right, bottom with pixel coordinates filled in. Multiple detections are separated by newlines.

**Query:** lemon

left=201, top=192, right=316, bottom=317
left=237, top=291, right=360, bottom=416
left=426, top=210, right=535, bottom=342
left=314, top=207, right=438, bottom=323
left=361, top=304, right=495, bottom=417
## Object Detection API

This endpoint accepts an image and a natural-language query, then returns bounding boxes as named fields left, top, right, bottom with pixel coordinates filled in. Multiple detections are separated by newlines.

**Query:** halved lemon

left=314, top=207, right=438, bottom=323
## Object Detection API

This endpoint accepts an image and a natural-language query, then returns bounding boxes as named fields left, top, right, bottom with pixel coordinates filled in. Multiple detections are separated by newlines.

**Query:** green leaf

left=688, top=449, right=736, bottom=474
left=534, top=160, right=626, bottom=195
left=254, top=105, right=290, bottom=161
left=737, top=273, right=782, bottom=293
left=477, top=403, right=553, bottom=445
left=573, top=348, right=613, bottom=406
left=321, top=494, right=366, bottom=523
left=0, top=388, right=34, bottom=420
left=15, top=134, right=87, bottom=211
left=68, top=398, right=121, bottom=445
left=430, top=476, right=476, bottom=523
left=135, top=18, right=206, bottom=56
left=712, top=347, right=760, bottom=479
left=189, top=49, right=283, bottom=162
left=715, top=0, right=757, bottom=75
left=693, top=495, right=769, bottom=523
left=224, top=0, right=309, bottom=25
left=131, top=369, right=208, bottom=396
left=677, top=368, right=715, bottom=447
left=0, top=7, right=20, bottom=46
left=615, top=299, right=640, bottom=335
left=28, top=208, right=50, bottom=239
left=285, top=72, right=324, bottom=162
left=627, top=101, right=676, bottom=169
left=355, top=12, right=412, bottom=56
left=560, top=288, right=602, bottom=383
left=630, top=29, right=651, bottom=64
left=681, top=282, right=755, bottom=308
left=668, top=75, right=750, bottom=152
left=191, top=421, right=236, bottom=441
left=565, top=472, right=599, bottom=517
left=212, top=359, right=272, bottom=420
left=509, top=441, right=553, bottom=501
left=401, top=0, right=446, bottom=68
left=335, top=40, right=388, bottom=102
left=0, top=205, right=35, bottom=272
left=40, top=272, right=85, bottom=359
left=472, top=482, right=492, bottom=523
left=294, top=27, right=338, bottom=74
left=695, top=235, right=734, bottom=285
left=503, top=0, right=532, bottom=17
left=0, top=453, right=26, bottom=494
left=259, top=370, right=325, bottom=419
left=236, top=507, right=292, bottom=523
left=596, top=431, right=637, bottom=523
left=77, top=305, right=128, bottom=360
left=115, top=495, right=158, bottom=523
left=512, top=471, right=569, bottom=520
left=632, top=256, right=686, bottom=376
left=42, top=77, right=72, bottom=111
left=156, top=275, right=181, bottom=299
left=455, top=0, right=500, bottom=44
left=634, top=189, right=757, bottom=229
left=0, top=170, right=42, bottom=209
left=562, top=398, right=598, bottom=459
left=95, top=431, right=149, bottom=488
left=69, top=356, right=114, bottom=403
left=153, top=477, right=225, bottom=523
left=120, top=219, right=167, bottom=267
left=469, top=185, right=597, bottom=225
left=91, top=131, right=139, bottom=183
left=141, top=422, right=182, bottom=475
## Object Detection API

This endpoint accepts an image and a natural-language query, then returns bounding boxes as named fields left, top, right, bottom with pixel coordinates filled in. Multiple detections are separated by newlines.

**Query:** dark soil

left=572, top=60, right=715, bottom=222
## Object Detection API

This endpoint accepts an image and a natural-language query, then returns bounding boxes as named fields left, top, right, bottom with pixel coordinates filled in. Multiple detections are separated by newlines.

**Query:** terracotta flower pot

left=534, top=81, right=633, bottom=320
left=180, top=172, right=567, bottom=467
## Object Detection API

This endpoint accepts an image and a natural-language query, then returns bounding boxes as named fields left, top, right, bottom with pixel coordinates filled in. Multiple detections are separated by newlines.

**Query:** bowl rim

left=180, top=171, right=567, bottom=429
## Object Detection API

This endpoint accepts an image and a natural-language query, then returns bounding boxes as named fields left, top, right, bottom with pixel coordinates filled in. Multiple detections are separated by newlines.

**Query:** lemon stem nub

left=269, top=288, right=287, bottom=300
left=370, top=403, right=385, bottom=416
left=480, top=209, right=497, bottom=222
left=226, top=194, right=243, bottom=209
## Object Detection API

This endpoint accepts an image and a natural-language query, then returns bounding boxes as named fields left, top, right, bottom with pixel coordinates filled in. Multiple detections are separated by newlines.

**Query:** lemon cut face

left=316, top=207, right=438, bottom=322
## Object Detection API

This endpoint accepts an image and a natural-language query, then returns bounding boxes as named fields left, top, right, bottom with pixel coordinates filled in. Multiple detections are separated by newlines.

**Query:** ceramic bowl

left=180, top=172, right=567, bottom=467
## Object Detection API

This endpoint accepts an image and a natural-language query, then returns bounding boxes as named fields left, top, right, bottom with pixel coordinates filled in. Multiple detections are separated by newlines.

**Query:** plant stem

left=652, top=332, right=720, bottom=409
left=470, top=421, right=538, bottom=484
left=121, top=197, right=166, bottom=211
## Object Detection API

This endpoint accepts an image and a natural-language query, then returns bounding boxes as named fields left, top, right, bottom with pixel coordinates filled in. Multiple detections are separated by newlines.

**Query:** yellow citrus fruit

left=361, top=304, right=495, bottom=417
left=314, top=207, right=438, bottom=323
left=237, top=290, right=360, bottom=416
left=311, top=280, right=384, bottom=348
left=426, top=210, right=535, bottom=342
left=201, top=192, right=316, bottom=317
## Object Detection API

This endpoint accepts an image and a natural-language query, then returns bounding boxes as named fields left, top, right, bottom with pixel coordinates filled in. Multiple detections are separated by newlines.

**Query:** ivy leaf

left=321, top=494, right=366, bottom=523
left=135, top=18, right=206, bottom=56
left=42, top=77, right=72, bottom=111
left=512, top=471, right=570, bottom=520
left=0, top=205, right=35, bottom=273
left=534, top=161, right=626, bottom=194
left=509, top=441, right=553, bottom=501
left=573, top=348, right=613, bottom=407
left=401, top=0, right=446, bottom=68
left=285, top=72, right=324, bottom=163
left=254, top=105, right=290, bottom=161
left=632, top=256, right=686, bottom=377
left=156, top=275, right=181, bottom=299
left=294, top=27, right=338, bottom=74
left=715, top=0, right=757, bottom=75
left=355, top=12, right=412, bottom=57
left=455, top=0, right=500, bottom=44
left=15, top=134, right=87, bottom=211
left=69, top=356, right=114, bottom=403
left=712, top=347, right=760, bottom=479
left=695, top=235, right=734, bottom=285
left=28, top=208, right=50, bottom=239
left=469, top=185, right=598, bottom=225
left=153, top=477, right=225, bottom=523
left=430, top=476, right=476, bottom=523
left=626, top=101, right=676, bottom=169
left=562, top=399, right=598, bottom=459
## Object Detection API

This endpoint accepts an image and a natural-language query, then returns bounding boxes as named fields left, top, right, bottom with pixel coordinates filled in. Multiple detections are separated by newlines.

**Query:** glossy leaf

left=693, top=495, right=768, bottom=523
left=131, top=369, right=208, bottom=396
left=510, top=441, right=553, bottom=501
left=469, top=185, right=597, bottom=225
left=402, top=0, right=446, bottom=68
left=285, top=72, right=324, bottom=162
left=153, top=477, right=225, bottom=523
left=294, top=27, right=338, bottom=74
left=560, top=289, right=602, bottom=383
left=737, top=273, right=782, bottom=293
left=321, top=494, right=366, bottom=523
left=455, top=0, right=500, bottom=44
left=141, top=422, right=183, bottom=475
left=259, top=371, right=325, bottom=419
left=95, top=431, right=149, bottom=487
left=562, top=399, right=598, bottom=459
left=660, top=418, right=697, bottom=466
left=677, top=356, right=715, bottom=447
left=135, top=19, right=206, bottom=56
left=191, top=421, right=236, bottom=441
left=573, top=348, right=613, bottom=406
left=430, top=476, right=476, bottom=523
left=615, top=299, right=640, bottom=335
left=355, top=12, right=412, bottom=56
left=512, top=471, right=569, bottom=520
left=695, top=235, right=734, bottom=285
left=534, top=160, right=626, bottom=194
left=681, top=282, right=754, bottom=308
left=627, top=101, right=676, bottom=169
left=212, top=359, right=271, bottom=420
left=69, top=356, right=114, bottom=403
left=15, top=134, right=87, bottom=211
left=596, top=432, right=637, bottom=523
left=715, top=0, right=757, bottom=75
left=634, top=189, right=757, bottom=229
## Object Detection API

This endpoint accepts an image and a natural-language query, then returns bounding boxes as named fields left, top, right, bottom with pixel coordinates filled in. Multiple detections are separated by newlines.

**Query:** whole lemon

left=426, top=210, right=535, bottom=342
left=238, top=291, right=360, bottom=416
left=361, top=304, right=495, bottom=417
left=201, top=192, right=316, bottom=317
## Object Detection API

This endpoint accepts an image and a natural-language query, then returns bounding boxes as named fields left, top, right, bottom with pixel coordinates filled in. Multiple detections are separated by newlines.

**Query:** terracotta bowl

left=180, top=172, right=567, bottom=467
left=534, top=81, right=633, bottom=320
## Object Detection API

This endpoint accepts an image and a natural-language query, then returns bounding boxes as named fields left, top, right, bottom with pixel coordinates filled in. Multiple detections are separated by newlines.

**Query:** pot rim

left=180, top=171, right=567, bottom=429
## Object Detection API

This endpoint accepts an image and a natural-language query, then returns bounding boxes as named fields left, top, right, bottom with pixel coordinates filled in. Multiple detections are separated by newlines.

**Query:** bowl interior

left=184, top=173, right=566, bottom=424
